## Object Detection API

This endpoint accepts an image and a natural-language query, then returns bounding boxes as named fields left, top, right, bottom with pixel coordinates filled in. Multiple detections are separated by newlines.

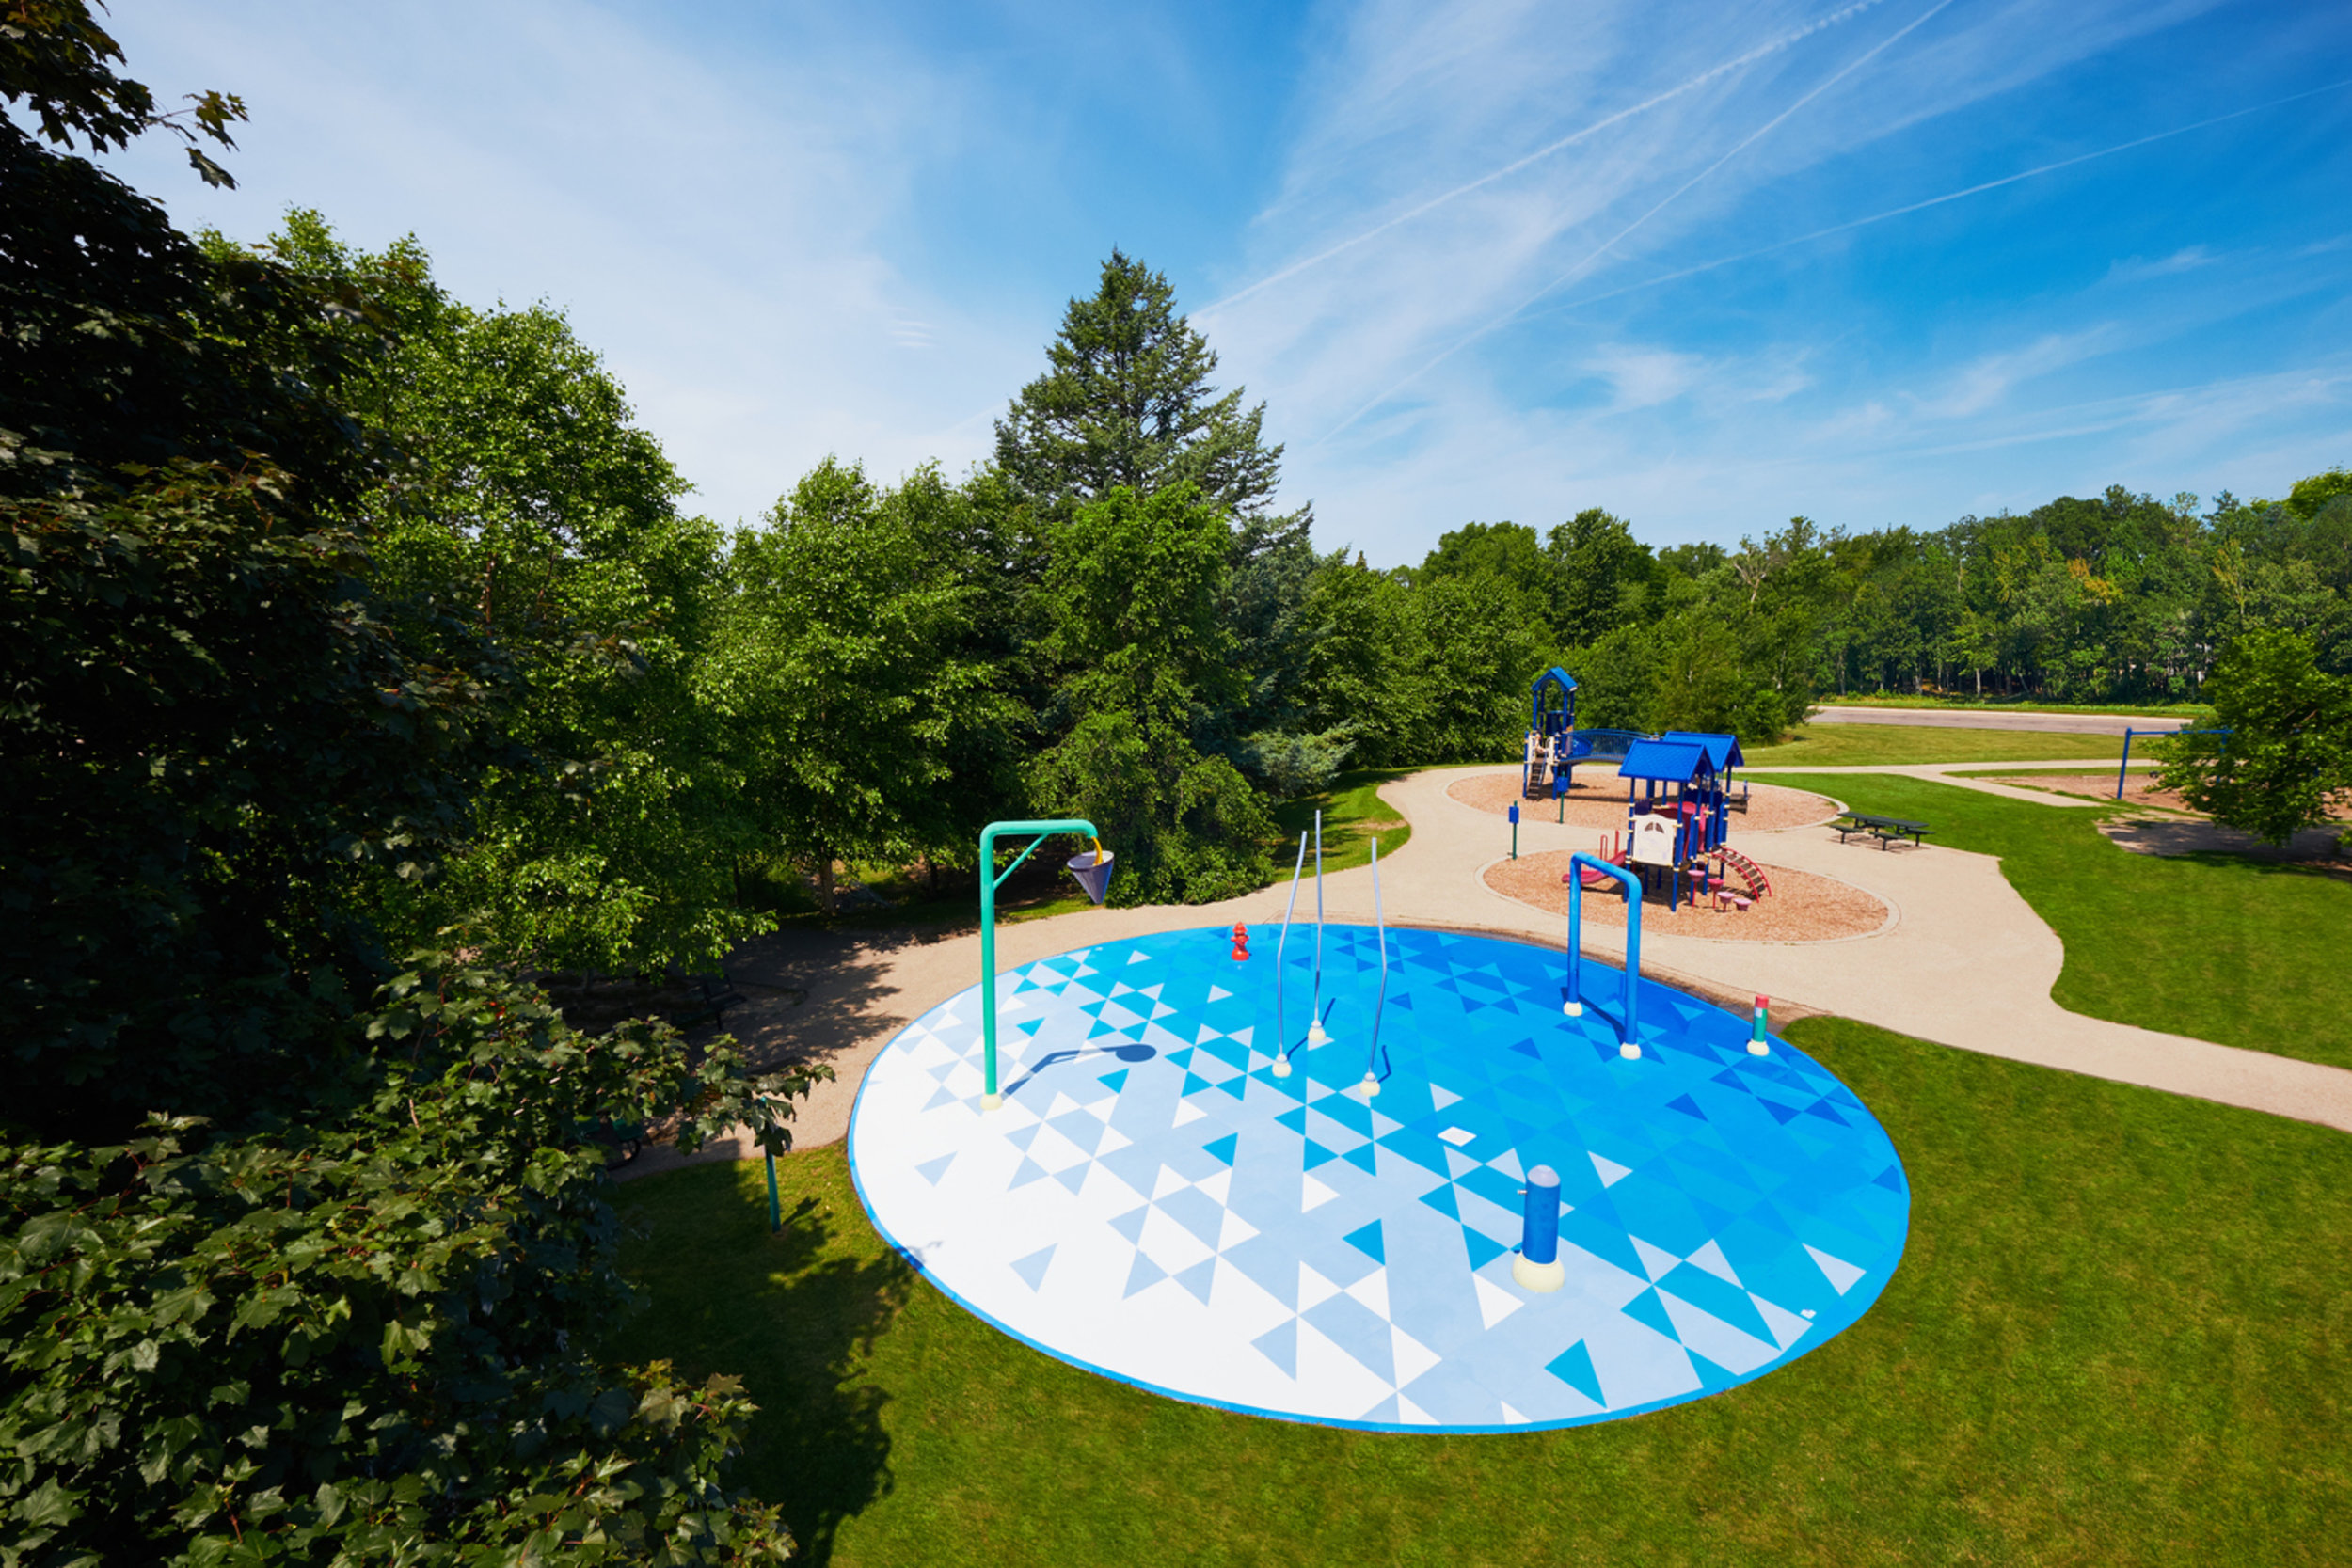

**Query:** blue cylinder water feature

left=1512, top=1164, right=1565, bottom=1292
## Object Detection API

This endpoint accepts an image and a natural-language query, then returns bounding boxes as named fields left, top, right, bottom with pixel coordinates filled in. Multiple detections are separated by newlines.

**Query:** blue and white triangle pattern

left=848, top=926, right=1909, bottom=1433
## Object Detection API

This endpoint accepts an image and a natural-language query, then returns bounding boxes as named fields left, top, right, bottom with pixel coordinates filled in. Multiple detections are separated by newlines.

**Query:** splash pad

left=847, top=920, right=1908, bottom=1433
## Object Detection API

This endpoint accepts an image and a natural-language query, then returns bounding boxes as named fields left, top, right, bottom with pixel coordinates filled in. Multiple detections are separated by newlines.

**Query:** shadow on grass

left=607, top=1164, right=914, bottom=1565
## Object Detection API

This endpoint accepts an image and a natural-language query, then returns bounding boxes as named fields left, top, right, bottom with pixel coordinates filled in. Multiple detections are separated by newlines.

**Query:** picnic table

left=1833, top=811, right=1931, bottom=849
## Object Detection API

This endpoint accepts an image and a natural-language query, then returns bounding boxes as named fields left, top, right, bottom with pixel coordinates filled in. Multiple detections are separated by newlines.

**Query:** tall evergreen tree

left=993, top=250, right=1288, bottom=528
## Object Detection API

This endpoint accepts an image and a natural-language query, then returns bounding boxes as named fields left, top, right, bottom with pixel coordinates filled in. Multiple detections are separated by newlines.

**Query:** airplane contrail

left=1313, top=0, right=1963, bottom=447
left=1198, top=0, right=1893, bottom=316
left=1512, top=77, right=2352, bottom=325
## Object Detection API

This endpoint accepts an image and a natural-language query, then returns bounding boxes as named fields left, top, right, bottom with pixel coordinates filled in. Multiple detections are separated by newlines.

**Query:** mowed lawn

left=606, top=1018, right=2350, bottom=1566
left=1772, top=773, right=2352, bottom=1071
left=1745, top=725, right=2125, bottom=768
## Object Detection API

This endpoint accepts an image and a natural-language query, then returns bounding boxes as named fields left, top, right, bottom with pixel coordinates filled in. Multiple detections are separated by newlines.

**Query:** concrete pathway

left=1808, top=705, right=2192, bottom=736
left=1745, top=759, right=2135, bottom=807
left=624, top=764, right=2352, bottom=1178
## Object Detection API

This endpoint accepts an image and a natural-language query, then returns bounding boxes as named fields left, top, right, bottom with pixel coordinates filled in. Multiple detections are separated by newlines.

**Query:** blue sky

left=96, top=0, right=2352, bottom=563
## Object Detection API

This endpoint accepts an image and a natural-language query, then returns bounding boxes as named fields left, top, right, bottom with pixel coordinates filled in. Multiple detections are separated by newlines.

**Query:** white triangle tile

left=1094, top=1124, right=1133, bottom=1157
left=1173, top=1101, right=1208, bottom=1127
left=1391, top=1325, right=1440, bottom=1386
left=1804, top=1243, right=1867, bottom=1295
left=1216, top=1209, right=1259, bottom=1251
left=1500, top=1402, right=1530, bottom=1426
left=1194, top=1023, right=1223, bottom=1044
left=1688, top=1238, right=1741, bottom=1286
left=1045, top=1091, right=1082, bottom=1118
left=1138, top=983, right=1165, bottom=999
left=1151, top=1164, right=1192, bottom=1200
left=1301, top=1173, right=1340, bottom=1212
left=1630, top=1235, right=1680, bottom=1282
left=1488, top=1148, right=1525, bottom=1181
left=1473, top=1275, right=1525, bottom=1329
left=1127, top=950, right=1150, bottom=964
left=1343, top=1267, right=1390, bottom=1318
left=1230, top=1025, right=1254, bottom=1047
left=1397, top=1394, right=1438, bottom=1426
left=1590, top=1151, right=1633, bottom=1187
left=1444, top=1148, right=1481, bottom=1180
left=1429, top=1084, right=1463, bottom=1111
left=1369, top=1109, right=1404, bottom=1138
left=1109, top=981, right=1134, bottom=998
left=1297, top=1262, right=1343, bottom=1311
left=1195, top=1168, right=1232, bottom=1205
left=1751, top=1292, right=1814, bottom=1350
left=1207, top=985, right=1233, bottom=1003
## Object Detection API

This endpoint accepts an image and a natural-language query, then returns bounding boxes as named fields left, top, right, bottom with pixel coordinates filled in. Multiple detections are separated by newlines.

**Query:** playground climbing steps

left=1713, top=847, right=1772, bottom=900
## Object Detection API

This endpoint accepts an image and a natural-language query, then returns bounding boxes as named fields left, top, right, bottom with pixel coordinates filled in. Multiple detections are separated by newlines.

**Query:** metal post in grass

left=978, top=818, right=1107, bottom=1110
left=766, top=1148, right=781, bottom=1234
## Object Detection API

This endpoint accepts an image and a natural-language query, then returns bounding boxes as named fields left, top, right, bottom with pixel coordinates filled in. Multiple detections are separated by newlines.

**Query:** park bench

left=1833, top=811, right=1932, bottom=849
left=1725, top=781, right=1752, bottom=814
left=672, top=971, right=747, bottom=1029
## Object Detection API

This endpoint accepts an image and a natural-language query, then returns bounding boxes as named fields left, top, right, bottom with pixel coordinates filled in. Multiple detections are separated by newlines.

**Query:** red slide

left=1713, top=847, right=1772, bottom=899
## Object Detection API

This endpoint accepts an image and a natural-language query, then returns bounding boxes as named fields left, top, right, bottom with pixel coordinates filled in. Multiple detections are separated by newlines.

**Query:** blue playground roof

left=1532, top=665, right=1578, bottom=694
left=1661, top=730, right=1746, bottom=770
left=1616, top=737, right=1712, bottom=784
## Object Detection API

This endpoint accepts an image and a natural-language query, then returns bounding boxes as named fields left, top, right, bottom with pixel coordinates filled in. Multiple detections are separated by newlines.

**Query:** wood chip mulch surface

left=1483, top=852, right=1890, bottom=942
left=1447, top=768, right=1840, bottom=835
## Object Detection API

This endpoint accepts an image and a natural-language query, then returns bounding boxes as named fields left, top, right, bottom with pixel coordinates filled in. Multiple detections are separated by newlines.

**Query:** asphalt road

left=1806, top=705, right=2193, bottom=736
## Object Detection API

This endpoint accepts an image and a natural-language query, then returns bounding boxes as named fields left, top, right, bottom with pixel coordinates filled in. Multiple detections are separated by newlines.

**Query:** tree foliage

left=2160, top=630, right=2352, bottom=844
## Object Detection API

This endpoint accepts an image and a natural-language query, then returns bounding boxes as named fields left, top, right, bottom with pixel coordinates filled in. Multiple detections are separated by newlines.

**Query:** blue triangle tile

left=1303, top=1139, right=1340, bottom=1170
left=1277, top=1107, right=1309, bottom=1133
left=1392, top=992, right=1413, bottom=1010
left=1462, top=1229, right=1508, bottom=1271
left=1873, top=1165, right=1906, bottom=1192
left=1343, top=1143, right=1379, bottom=1176
left=1097, top=1068, right=1130, bottom=1093
left=1202, top=1133, right=1238, bottom=1166
left=1546, top=1339, right=1606, bottom=1406
left=914, top=1154, right=955, bottom=1185
left=1010, top=1244, right=1056, bottom=1291
left=1761, top=1099, right=1803, bottom=1124
left=1173, top=1258, right=1218, bottom=1304
left=1008, top=1156, right=1052, bottom=1190
left=1803, top=1099, right=1851, bottom=1126
left=1511, top=1038, right=1542, bottom=1059
left=1053, top=1163, right=1090, bottom=1194
left=1687, top=1348, right=1740, bottom=1392
left=1420, top=1183, right=1461, bottom=1220
left=1017, top=1020, right=1043, bottom=1036
left=1343, top=1219, right=1386, bottom=1265
left=1252, top=1319, right=1299, bottom=1377
left=1621, top=1287, right=1681, bottom=1343
left=1004, top=1123, right=1042, bottom=1152
left=1166, top=1047, right=1196, bottom=1069
left=1667, top=1094, right=1708, bottom=1121
left=1108, top=1205, right=1149, bottom=1243
left=922, top=1085, right=961, bottom=1111
left=1182, top=1072, right=1215, bottom=1097
left=1215, top=1075, right=1249, bottom=1101
left=1122, top=1251, right=1168, bottom=1298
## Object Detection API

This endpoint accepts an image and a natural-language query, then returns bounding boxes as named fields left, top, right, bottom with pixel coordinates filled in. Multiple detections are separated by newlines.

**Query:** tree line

left=4, top=7, right=2346, bottom=1559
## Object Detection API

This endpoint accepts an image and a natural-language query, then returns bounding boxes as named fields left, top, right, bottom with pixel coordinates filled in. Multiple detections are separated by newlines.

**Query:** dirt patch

left=1483, top=851, right=1890, bottom=942
left=2100, top=816, right=2351, bottom=877
left=1991, top=771, right=2192, bottom=809
left=1447, top=769, right=1839, bottom=834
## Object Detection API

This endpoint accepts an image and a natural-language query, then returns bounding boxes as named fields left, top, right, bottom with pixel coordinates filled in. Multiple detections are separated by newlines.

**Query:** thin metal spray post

left=1360, top=838, right=1389, bottom=1096
left=1307, top=810, right=1329, bottom=1046
left=1272, top=832, right=1307, bottom=1078
left=765, top=1148, right=781, bottom=1234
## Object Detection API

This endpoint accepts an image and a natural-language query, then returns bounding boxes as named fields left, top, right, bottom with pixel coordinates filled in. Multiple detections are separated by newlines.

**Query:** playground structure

left=1554, top=733, right=1772, bottom=913
left=1521, top=667, right=1657, bottom=802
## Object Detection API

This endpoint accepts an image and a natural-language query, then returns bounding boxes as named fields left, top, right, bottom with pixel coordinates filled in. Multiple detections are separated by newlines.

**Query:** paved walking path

left=626, top=763, right=2352, bottom=1178
left=1807, top=705, right=2193, bottom=736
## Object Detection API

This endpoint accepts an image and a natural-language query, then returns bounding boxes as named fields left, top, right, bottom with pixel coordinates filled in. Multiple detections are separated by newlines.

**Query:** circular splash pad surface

left=848, top=926, right=1908, bottom=1433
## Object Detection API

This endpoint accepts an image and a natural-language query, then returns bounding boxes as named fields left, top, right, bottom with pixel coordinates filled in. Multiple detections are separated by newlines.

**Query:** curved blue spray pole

left=1360, top=837, right=1389, bottom=1095
left=1563, top=852, right=1643, bottom=1059
left=1307, top=810, right=1329, bottom=1046
left=1272, top=832, right=1308, bottom=1078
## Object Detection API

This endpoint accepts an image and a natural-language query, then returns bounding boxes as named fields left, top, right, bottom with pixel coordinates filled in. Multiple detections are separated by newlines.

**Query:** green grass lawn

left=607, top=1018, right=2350, bottom=1565
left=1745, top=726, right=2127, bottom=768
left=1813, top=696, right=2211, bottom=716
left=1774, top=773, right=2352, bottom=1069
left=1271, top=767, right=1414, bottom=876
